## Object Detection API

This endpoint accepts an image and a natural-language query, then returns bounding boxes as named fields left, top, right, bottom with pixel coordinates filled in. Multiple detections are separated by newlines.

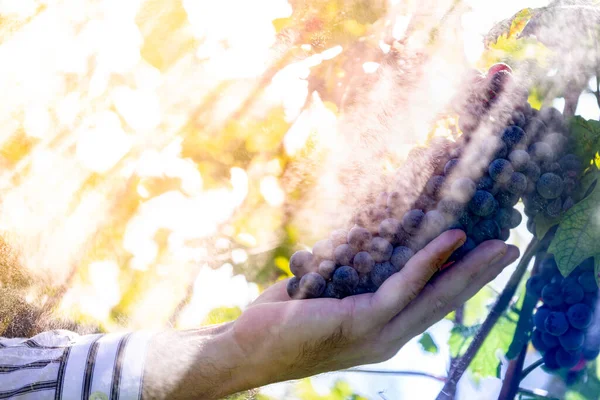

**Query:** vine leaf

left=535, top=213, right=561, bottom=240
left=484, top=8, right=534, bottom=48
left=418, top=332, right=439, bottom=354
left=570, top=116, right=600, bottom=165
left=470, top=317, right=516, bottom=379
left=548, top=183, right=600, bottom=277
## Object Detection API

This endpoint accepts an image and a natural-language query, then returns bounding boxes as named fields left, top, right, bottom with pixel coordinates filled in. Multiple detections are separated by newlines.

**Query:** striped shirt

left=0, top=330, right=154, bottom=399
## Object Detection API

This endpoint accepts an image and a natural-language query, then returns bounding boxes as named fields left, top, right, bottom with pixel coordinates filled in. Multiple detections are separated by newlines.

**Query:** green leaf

left=418, top=332, right=439, bottom=354
left=463, top=287, right=496, bottom=326
left=575, top=168, right=599, bottom=201
left=535, top=213, right=561, bottom=240
left=549, top=183, right=600, bottom=277
left=470, top=316, right=517, bottom=379
left=448, top=324, right=479, bottom=358
left=570, top=116, right=600, bottom=165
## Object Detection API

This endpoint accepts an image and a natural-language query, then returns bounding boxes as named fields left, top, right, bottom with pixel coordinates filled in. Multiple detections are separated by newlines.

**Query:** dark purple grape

left=438, top=198, right=463, bottom=218
left=508, top=150, right=530, bottom=171
left=322, top=281, right=347, bottom=299
left=527, top=275, right=545, bottom=298
left=556, top=348, right=581, bottom=369
left=371, top=261, right=397, bottom=288
left=333, top=266, right=359, bottom=293
left=559, top=328, right=585, bottom=351
left=353, top=251, right=375, bottom=274
left=567, top=303, right=593, bottom=330
left=313, top=239, right=334, bottom=260
left=318, top=260, right=337, bottom=280
left=330, top=229, right=348, bottom=247
left=537, top=173, right=564, bottom=199
left=334, top=244, right=355, bottom=266
left=559, top=154, right=583, bottom=174
left=444, top=158, right=460, bottom=176
left=542, top=331, right=560, bottom=348
left=422, top=210, right=448, bottom=239
left=402, top=209, right=425, bottom=234
left=489, top=159, right=514, bottom=183
left=370, top=237, right=393, bottom=262
left=425, top=175, right=445, bottom=197
left=290, top=250, right=314, bottom=277
left=506, top=172, right=527, bottom=195
left=348, top=227, right=372, bottom=251
left=502, top=126, right=526, bottom=148
left=530, top=142, right=554, bottom=163
left=469, top=190, right=497, bottom=217
left=499, top=228, right=510, bottom=241
left=523, top=161, right=541, bottom=182
left=379, top=218, right=401, bottom=242
left=450, top=177, right=477, bottom=203
left=287, top=277, right=301, bottom=299
left=449, top=237, right=476, bottom=262
left=545, top=311, right=569, bottom=336
left=542, top=348, right=560, bottom=370
left=534, top=306, right=551, bottom=331
left=542, top=283, right=564, bottom=308
left=471, top=219, right=500, bottom=244
left=562, top=280, right=585, bottom=305
left=390, top=246, right=414, bottom=270
left=299, top=272, right=327, bottom=298
left=496, top=191, right=520, bottom=208
left=532, top=329, right=549, bottom=352
left=477, top=175, right=495, bottom=191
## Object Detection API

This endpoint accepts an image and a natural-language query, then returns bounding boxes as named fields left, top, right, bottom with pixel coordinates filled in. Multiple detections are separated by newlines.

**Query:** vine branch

left=436, top=237, right=541, bottom=400
left=342, top=368, right=447, bottom=383
left=498, top=344, right=527, bottom=400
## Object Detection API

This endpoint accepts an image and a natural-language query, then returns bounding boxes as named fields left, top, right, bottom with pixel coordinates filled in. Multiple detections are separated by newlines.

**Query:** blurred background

left=0, top=0, right=599, bottom=398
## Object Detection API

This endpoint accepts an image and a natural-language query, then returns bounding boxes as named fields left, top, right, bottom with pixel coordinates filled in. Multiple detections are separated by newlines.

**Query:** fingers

left=382, top=242, right=519, bottom=341
left=249, top=280, right=291, bottom=307
left=369, top=230, right=466, bottom=324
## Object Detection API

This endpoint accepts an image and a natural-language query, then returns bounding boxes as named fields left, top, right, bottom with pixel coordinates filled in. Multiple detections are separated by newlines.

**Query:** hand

left=142, top=230, right=519, bottom=400
left=231, top=230, right=519, bottom=389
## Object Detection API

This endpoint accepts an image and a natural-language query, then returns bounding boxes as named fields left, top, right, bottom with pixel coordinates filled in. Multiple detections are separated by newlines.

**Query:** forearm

left=141, top=323, right=258, bottom=400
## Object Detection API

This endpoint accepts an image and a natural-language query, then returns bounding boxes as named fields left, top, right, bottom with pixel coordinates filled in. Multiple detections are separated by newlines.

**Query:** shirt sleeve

left=0, top=329, right=154, bottom=400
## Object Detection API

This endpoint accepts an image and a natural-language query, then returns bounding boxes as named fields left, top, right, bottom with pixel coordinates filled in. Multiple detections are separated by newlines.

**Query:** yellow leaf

left=341, top=19, right=366, bottom=37
left=275, top=256, right=292, bottom=276
left=509, top=8, right=533, bottom=38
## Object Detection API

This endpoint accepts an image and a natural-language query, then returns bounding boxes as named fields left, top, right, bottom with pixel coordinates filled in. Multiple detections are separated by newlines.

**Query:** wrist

left=142, top=324, right=258, bottom=400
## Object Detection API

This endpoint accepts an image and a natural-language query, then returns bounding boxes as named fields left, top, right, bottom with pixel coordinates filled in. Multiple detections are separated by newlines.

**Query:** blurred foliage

left=295, top=379, right=367, bottom=400
left=418, top=332, right=439, bottom=354
left=2, top=0, right=600, bottom=398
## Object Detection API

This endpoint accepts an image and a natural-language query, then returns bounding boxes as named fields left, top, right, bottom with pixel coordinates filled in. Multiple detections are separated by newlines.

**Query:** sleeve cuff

left=58, top=330, right=155, bottom=400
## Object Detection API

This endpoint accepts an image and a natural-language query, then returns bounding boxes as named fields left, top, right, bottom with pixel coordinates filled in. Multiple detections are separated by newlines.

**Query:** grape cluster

left=527, top=257, right=600, bottom=371
left=286, top=63, right=578, bottom=301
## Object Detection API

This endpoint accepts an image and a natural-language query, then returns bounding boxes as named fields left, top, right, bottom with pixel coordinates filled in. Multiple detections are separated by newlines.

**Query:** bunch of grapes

left=286, top=63, right=579, bottom=301
left=527, top=257, right=600, bottom=372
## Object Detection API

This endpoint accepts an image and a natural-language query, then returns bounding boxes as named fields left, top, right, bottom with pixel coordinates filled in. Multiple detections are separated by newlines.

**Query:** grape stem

left=435, top=237, right=541, bottom=400
left=519, top=358, right=544, bottom=382
left=341, top=368, right=447, bottom=382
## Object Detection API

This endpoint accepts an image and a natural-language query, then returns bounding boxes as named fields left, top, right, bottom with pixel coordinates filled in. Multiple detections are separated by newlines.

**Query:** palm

left=230, top=231, right=519, bottom=387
